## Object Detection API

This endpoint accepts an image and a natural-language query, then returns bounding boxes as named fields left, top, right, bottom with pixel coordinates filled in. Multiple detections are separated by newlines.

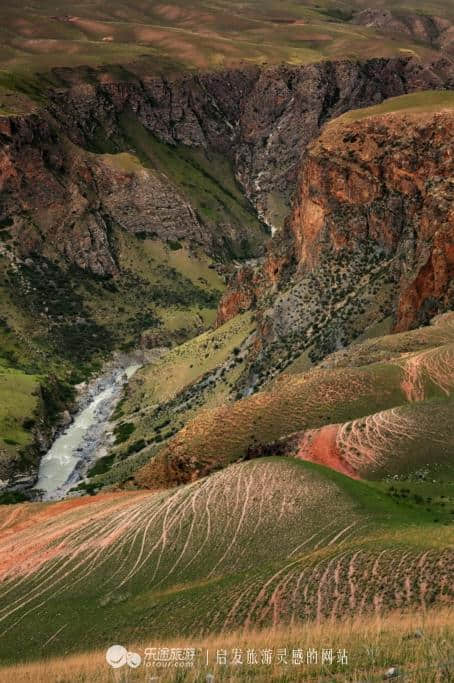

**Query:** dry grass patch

left=2, top=608, right=453, bottom=682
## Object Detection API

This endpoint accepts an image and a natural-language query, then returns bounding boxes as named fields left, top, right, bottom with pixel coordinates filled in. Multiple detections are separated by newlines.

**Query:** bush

left=167, top=240, right=183, bottom=251
left=87, top=454, right=115, bottom=477
left=0, top=490, right=29, bottom=505
left=126, top=439, right=147, bottom=455
left=114, top=422, right=135, bottom=444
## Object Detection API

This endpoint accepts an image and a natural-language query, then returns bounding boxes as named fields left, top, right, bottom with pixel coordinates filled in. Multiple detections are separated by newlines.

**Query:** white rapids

left=35, top=363, right=140, bottom=500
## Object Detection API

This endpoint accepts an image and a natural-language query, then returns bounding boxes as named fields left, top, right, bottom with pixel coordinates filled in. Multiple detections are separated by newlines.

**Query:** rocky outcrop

left=216, top=101, right=454, bottom=393
left=353, top=9, right=454, bottom=55
left=0, top=112, right=205, bottom=275
left=49, top=58, right=454, bottom=228
left=1, top=56, right=453, bottom=278
left=291, top=108, right=454, bottom=331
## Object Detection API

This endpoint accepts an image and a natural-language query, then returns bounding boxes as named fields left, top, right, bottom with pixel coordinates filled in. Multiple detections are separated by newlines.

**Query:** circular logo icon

left=127, top=651, right=142, bottom=668
left=106, top=644, right=128, bottom=668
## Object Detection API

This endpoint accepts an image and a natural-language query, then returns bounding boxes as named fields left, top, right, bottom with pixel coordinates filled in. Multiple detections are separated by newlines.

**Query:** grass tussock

left=1, top=608, right=453, bottom=682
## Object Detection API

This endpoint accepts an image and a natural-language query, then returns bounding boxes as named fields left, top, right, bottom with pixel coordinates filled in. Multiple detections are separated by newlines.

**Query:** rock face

left=49, top=56, right=454, bottom=234
left=291, top=108, right=454, bottom=332
left=353, top=9, right=454, bottom=55
left=216, top=103, right=454, bottom=391
left=0, top=113, right=204, bottom=276
left=1, top=56, right=453, bottom=277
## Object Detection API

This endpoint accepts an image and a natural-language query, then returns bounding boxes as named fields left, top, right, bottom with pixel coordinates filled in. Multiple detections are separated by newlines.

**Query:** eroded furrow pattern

left=398, top=344, right=454, bottom=402
left=0, top=461, right=360, bottom=636
left=296, top=397, right=453, bottom=478
left=206, top=547, right=454, bottom=631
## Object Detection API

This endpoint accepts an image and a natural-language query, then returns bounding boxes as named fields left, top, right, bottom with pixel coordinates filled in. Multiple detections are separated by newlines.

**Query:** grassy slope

left=77, top=311, right=254, bottom=491
left=2, top=608, right=454, bottom=682
left=133, top=313, right=454, bottom=489
left=117, top=113, right=267, bottom=258
left=333, top=90, right=454, bottom=124
left=0, top=0, right=450, bottom=75
left=0, top=368, right=39, bottom=463
left=0, top=457, right=452, bottom=665
left=0, top=232, right=226, bottom=476
left=84, top=231, right=226, bottom=346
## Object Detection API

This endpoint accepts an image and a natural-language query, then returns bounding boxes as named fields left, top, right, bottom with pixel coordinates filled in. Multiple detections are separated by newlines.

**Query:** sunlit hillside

left=0, top=457, right=453, bottom=666
left=0, top=0, right=453, bottom=74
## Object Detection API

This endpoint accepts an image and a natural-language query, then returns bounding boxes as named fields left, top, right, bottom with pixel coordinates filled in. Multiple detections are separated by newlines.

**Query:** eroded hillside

left=218, top=91, right=454, bottom=387
left=1, top=458, right=453, bottom=664
left=1, top=57, right=453, bottom=489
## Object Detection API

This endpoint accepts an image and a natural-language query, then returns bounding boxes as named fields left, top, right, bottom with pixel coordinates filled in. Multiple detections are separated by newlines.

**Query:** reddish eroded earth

left=293, top=424, right=359, bottom=478
left=398, top=343, right=454, bottom=402
left=289, top=394, right=454, bottom=480
left=290, top=109, right=454, bottom=331
left=217, top=107, right=454, bottom=335
left=0, top=491, right=149, bottom=581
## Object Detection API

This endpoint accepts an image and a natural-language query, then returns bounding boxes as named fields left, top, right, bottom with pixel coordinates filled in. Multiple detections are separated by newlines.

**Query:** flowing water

left=35, top=363, right=140, bottom=500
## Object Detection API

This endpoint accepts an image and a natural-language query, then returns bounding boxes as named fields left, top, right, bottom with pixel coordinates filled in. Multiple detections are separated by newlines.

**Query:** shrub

left=87, top=454, right=115, bottom=477
left=126, top=439, right=147, bottom=455
left=114, top=422, right=135, bottom=444
left=167, top=239, right=183, bottom=251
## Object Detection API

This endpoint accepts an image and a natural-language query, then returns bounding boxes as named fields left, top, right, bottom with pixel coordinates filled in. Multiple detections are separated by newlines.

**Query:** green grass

left=0, top=227, right=226, bottom=480
left=0, top=0, right=449, bottom=74
left=333, top=90, right=454, bottom=124
left=0, top=366, right=41, bottom=481
left=128, top=311, right=254, bottom=406
left=0, top=367, right=39, bottom=448
left=132, top=312, right=454, bottom=490
left=0, top=458, right=453, bottom=665
left=303, top=459, right=452, bottom=528
left=93, top=311, right=255, bottom=478
left=118, top=113, right=267, bottom=259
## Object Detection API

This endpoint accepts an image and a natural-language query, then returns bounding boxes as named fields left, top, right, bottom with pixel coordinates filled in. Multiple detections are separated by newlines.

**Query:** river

left=35, top=362, right=141, bottom=501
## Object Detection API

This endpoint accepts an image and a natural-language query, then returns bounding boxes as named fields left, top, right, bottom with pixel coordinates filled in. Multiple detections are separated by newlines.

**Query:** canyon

left=0, top=2, right=453, bottom=671
left=2, top=56, right=454, bottom=271
left=1, top=55, right=454, bottom=490
left=217, top=92, right=454, bottom=387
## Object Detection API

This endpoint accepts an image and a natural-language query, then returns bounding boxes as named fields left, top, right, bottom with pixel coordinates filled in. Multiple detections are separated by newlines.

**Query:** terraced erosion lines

left=0, top=458, right=453, bottom=659
left=1, top=44, right=454, bottom=675
left=133, top=313, right=454, bottom=488
left=0, top=462, right=346, bottom=597
left=398, top=343, right=454, bottom=402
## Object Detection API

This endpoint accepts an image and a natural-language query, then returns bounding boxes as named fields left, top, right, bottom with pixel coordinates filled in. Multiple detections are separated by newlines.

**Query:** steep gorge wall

left=0, top=111, right=205, bottom=275
left=0, top=56, right=453, bottom=278
left=290, top=109, right=454, bottom=332
left=218, top=92, right=454, bottom=346
left=49, top=56, right=454, bottom=234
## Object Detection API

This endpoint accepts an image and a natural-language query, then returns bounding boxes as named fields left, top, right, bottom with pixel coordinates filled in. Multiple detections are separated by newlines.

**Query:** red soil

left=294, top=425, right=359, bottom=478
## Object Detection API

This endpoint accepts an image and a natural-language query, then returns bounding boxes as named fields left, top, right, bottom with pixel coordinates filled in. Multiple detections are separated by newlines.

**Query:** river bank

left=34, top=349, right=161, bottom=501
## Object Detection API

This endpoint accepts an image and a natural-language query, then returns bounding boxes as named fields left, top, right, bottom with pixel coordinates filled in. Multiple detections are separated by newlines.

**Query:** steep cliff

left=292, top=97, right=454, bottom=332
left=1, top=56, right=453, bottom=274
left=217, top=90, right=454, bottom=394
left=0, top=107, right=257, bottom=274
left=1, top=57, right=454, bottom=487
left=1, top=57, right=452, bottom=372
left=48, top=56, right=454, bottom=233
